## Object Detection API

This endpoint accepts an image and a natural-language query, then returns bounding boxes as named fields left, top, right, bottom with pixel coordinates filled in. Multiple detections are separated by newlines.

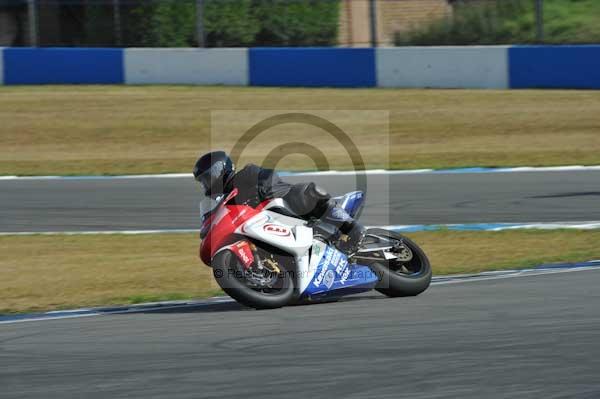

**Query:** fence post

left=27, top=0, right=38, bottom=46
left=196, top=0, right=205, bottom=48
left=369, top=0, right=378, bottom=47
left=535, top=0, right=544, bottom=43
left=113, top=0, right=122, bottom=46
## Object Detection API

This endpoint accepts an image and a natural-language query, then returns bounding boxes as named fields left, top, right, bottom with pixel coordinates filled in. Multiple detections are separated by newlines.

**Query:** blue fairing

left=302, top=245, right=378, bottom=299
left=334, top=191, right=364, bottom=218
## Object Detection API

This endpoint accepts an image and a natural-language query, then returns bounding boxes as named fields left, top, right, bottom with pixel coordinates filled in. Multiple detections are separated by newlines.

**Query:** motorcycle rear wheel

left=363, top=229, right=432, bottom=297
left=212, top=249, right=294, bottom=309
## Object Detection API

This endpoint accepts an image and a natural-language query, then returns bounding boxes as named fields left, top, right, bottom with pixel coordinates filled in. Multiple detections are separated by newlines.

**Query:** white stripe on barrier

left=124, top=48, right=248, bottom=85
left=376, top=46, right=510, bottom=89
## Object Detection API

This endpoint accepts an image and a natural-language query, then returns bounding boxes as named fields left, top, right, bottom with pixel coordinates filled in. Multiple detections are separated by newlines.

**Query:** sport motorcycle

left=199, top=189, right=431, bottom=309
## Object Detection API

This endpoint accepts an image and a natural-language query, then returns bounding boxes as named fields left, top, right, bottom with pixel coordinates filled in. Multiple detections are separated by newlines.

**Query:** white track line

left=0, top=173, right=192, bottom=181
left=3, top=221, right=600, bottom=236
left=378, top=221, right=600, bottom=232
left=0, top=313, right=100, bottom=325
left=431, top=265, right=600, bottom=286
left=1, top=165, right=600, bottom=181
left=0, top=229, right=199, bottom=236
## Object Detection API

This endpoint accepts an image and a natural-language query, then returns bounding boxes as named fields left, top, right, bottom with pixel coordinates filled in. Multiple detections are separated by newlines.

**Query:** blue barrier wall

left=249, top=48, right=376, bottom=88
left=3, top=48, right=123, bottom=85
left=509, top=45, right=600, bottom=89
left=2, top=46, right=600, bottom=89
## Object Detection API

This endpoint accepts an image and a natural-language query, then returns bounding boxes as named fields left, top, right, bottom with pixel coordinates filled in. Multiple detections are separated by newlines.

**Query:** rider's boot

left=337, top=221, right=366, bottom=256
left=322, top=205, right=366, bottom=256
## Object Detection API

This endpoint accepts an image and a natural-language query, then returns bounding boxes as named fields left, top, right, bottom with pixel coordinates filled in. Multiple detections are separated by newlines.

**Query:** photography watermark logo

left=211, top=110, right=389, bottom=192
left=226, top=111, right=377, bottom=194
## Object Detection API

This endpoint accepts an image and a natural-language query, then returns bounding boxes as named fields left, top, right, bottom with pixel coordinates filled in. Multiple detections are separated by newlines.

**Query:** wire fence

left=0, top=0, right=598, bottom=48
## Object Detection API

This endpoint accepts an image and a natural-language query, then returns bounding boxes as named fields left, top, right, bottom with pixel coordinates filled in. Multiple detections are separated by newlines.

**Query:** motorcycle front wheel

left=212, top=249, right=294, bottom=309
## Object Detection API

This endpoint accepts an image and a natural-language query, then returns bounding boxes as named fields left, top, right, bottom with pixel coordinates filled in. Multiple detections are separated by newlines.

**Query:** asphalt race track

left=2, top=269, right=600, bottom=398
left=1, top=170, right=600, bottom=232
left=3, top=169, right=600, bottom=398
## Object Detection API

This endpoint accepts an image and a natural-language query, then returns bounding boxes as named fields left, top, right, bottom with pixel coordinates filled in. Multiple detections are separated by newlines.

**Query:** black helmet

left=193, top=151, right=235, bottom=196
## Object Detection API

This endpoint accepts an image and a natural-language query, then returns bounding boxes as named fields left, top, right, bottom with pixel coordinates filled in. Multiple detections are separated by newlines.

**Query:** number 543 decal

left=263, top=224, right=291, bottom=237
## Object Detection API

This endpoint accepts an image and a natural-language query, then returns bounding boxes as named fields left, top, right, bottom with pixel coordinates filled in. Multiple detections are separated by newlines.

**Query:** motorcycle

left=199, top=188, right=432, bottom=309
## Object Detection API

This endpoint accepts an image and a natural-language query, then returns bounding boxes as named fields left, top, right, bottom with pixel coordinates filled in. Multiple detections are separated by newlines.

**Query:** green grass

left=396, top=0, right=600, bottom=45
left=1, top=86, right=600, bottom=176
left=123, top=292, right=223, bottom=305
left=1, top=230, right=599, bottom=314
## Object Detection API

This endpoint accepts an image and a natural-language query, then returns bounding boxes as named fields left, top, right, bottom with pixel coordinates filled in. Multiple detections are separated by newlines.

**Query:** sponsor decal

left=323, top=270, right=335, bottom=289
left=312, top=247, right=334, bottom=287
left=340, top=267, right=351, bottom=284
left=313, top=264, right=329, bottom=287
left=334, top=252, right=350, bottom=284
left=314, top=246, right=321, bottom=257
left=331, top=250, right=341, bottom=269
left=336, top=258, right=349, bottom=284
left=312, top=247, right=352, bottom=288
left=323, top=246, right=334, bottom=265
left=232, top=241, right=254, bottom=269
left=263, top=223, right=291, bottom=237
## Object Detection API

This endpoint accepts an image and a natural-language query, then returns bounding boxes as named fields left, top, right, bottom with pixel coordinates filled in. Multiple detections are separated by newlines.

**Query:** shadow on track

left=133, top=301, right=249, bottom=315
left=130, top=293, right=387, bottom=316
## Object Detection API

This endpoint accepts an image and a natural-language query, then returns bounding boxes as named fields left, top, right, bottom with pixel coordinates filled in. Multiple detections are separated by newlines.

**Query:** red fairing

left=199, top=192, right=271, bottom=265
left=199, top=204, right=259, bottom=264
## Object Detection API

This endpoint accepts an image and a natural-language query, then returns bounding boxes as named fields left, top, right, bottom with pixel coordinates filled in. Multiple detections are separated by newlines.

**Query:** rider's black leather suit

left=224, top=164, right=363, bottom=249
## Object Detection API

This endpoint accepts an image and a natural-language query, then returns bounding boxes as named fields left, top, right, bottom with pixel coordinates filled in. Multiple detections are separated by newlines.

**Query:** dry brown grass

left=411, top=229, right=600, bottom=275
left=1, top=86, right=599, bottom=175
left=0, top=234, right=219, bottom=314
left=1, top=230, right=599, bottom=313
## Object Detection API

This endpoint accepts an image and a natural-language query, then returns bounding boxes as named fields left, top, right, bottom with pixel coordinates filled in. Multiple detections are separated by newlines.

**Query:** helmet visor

left=195, top=171, right=212, bottom=194
left=194, top=160, right=226, bottom=196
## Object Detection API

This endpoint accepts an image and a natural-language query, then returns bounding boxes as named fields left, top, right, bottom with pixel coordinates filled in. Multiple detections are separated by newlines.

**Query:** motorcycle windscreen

left=302, top=241, right=378, bottom=298
left=199, top=194, right=224, bottom=222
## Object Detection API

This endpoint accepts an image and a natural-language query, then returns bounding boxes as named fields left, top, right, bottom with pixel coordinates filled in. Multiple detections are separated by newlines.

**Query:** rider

left=193, top=151, right=365, bottom=254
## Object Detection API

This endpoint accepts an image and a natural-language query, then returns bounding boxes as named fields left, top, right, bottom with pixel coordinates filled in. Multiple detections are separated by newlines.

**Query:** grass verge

left=1, top=86, right=600, bottom=175
left=1, top=230, right=599, bottom=314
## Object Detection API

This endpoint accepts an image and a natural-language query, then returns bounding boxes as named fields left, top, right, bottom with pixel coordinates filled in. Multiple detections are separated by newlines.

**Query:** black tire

left=364, top=229, right=432, bottom=297
left=212, top=250, right=294, bottom=309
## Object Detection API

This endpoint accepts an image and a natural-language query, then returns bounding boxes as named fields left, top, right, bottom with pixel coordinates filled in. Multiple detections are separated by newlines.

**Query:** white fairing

left=235, top=198, right=320, bottom=294
left=236, top=210, right=312, bottom=257
left=301, top=239, right=328, bottom=293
